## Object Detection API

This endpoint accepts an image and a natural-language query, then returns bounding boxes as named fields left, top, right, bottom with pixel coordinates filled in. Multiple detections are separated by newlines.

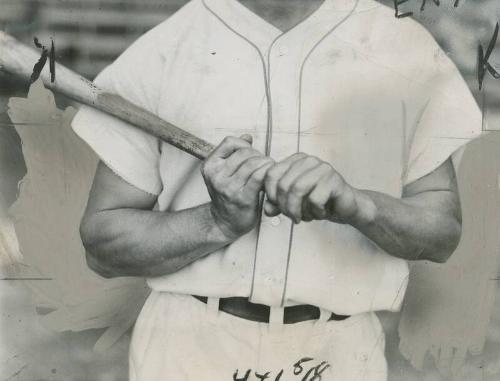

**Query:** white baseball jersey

left=72, top=0, right=482, bottom=315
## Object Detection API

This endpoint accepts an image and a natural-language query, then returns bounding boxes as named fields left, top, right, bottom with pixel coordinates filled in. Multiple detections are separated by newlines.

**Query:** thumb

left=239, top=134, right=253, bottom=145
left=264, top=199, right=280, bottom=217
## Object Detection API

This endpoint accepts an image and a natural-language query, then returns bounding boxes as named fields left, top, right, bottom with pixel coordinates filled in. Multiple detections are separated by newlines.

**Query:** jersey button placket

left=249, top=40, right=300, bottom=307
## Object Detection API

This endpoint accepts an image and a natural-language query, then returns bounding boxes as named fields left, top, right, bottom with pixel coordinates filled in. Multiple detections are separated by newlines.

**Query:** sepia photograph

left=1, top=0, right=500, bottom=380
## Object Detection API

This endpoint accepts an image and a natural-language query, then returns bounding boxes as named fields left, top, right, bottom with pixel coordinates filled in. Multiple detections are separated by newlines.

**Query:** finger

left=265, top=153, right=308, bottom=203
left=264, top=199, right=281, bottom=216
left=223, top=148, right=262, bottom=177
left=235, top=156, right=273, bottom=182
left=301, top=203, right=315, bottom=222
left=231, top=155, right=272, bottom=187
left=204, top=148, right=257, bottom=185
left=288, top=163, right=333, bottom=221
left=276, top=157, right=323, bottom=222
left=244, top=159, right=274, bottom=193
left=306, top=175, right=335, bottom=220
left=209, top=136, right=252, bottom=160
left=280, top=160, right=328, bottom=222
left=239, top=134, right=253, bottom=145
left=217, top=156, right=271, bottom=199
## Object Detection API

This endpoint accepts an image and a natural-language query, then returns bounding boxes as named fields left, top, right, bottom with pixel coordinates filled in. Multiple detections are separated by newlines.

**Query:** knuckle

left=234, top=193, right=248, bottom=206
left=201, top=163, right=213, bottom=178
left=250, top=171, right=266, bottom=185
left=236, top=147, right=249, bottom=154
left=267, top=164, right=277, bottom=174
left=248, top=148, right=261, bottom=156
left=222, top=136, right=239, bottom=148
left=331, top=171, right=344, bottom=185
left=277, top=179, right=289, bottom=193
left=290, top=181, right=305, bottom=195
left=304, top=156, right=319, bottom=166
left=220, top=187, right=233, bottom=199
left=241, top=156, right=258, bottom=169
left=319, top=162, right=332, bottom=171
left=308, top=193, right=323, bottom=208
left=249, top=167, right=263, bottom=180
left=264, top=178, right=275, bottom=194
left=234, top=148, right=255, bottom=162
left=211, top=177, right=224, bottom=190
left=265, top=157, right=275, bottom=166
left=241, top=147, right=256, bottom=157
left=335, top=182, right=347, bottom=195
left=248, top=155, right=268, bottom=168
left=266, top=167, right=279, bottom=181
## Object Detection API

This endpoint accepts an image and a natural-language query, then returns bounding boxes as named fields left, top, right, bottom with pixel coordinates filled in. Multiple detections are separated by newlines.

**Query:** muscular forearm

left=81, top=202, right=232, bottom=278
left=263, top=153, right=461, bottom=263
left=81, top=137, right=270, bottom=279
left=349, top=189, right=461, bottom=263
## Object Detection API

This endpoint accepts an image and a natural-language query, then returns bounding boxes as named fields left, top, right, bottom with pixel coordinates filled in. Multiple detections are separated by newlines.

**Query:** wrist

left=206, top=203, right=240, bottom=243
left=348, top=188, right=377, bottom=228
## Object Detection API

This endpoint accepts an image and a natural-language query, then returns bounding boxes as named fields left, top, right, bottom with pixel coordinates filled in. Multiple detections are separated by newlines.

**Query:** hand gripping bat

left=0, top=31, right=215, bottom=160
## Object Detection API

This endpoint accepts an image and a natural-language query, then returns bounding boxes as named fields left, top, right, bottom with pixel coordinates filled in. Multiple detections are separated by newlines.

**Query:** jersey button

left=278, top=45, right=289, bottom=56
left=270, top=216, right=281, bottom=226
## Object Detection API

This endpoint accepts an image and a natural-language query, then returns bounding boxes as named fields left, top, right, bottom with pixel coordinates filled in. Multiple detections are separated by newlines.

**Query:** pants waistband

left=192, top=295, right=350, bottom=324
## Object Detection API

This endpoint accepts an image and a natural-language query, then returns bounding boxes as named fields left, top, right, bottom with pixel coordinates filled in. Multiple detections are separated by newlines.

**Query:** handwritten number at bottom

left=233, top=357, right=331, bottom=381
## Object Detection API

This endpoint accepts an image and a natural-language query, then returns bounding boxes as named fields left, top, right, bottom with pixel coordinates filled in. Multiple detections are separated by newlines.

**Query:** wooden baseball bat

left=0, top=31, right=215, bottom=160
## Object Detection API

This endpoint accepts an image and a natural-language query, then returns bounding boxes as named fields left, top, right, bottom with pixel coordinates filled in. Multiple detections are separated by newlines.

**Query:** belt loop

left=206, top=297, right=220, bottom=321
left=269, top=306, right=284, bottom=333
left=315, top=308, right=330, bottom=326
left=269, top=306, right=284, bottom=324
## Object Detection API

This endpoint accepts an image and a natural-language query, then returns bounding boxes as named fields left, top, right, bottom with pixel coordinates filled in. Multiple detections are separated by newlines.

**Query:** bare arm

left=80, top=136, right=272, bottom=278
left=264, top=155, right=461, bottom=263
left=80, top=163, right=229, bottom=278
left=352, top=160, right=461, bottom=262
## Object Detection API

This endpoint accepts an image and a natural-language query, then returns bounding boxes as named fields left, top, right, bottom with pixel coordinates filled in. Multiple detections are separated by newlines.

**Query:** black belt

left=193, top=295, right=350, bottom=324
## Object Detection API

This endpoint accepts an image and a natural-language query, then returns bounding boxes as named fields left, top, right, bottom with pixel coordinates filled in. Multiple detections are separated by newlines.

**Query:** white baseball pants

left=129, top=292, right=387, bottom=381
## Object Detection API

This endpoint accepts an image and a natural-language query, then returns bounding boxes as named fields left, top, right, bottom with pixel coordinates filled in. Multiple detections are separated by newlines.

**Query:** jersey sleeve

left=71, top=33, right=164, bottom=195
left=403, top=50, right=483, bottom=186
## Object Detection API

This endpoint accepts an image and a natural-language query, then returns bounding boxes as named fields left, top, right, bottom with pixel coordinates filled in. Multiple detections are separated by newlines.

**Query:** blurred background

left=1, top=0, right=500, bottom=380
